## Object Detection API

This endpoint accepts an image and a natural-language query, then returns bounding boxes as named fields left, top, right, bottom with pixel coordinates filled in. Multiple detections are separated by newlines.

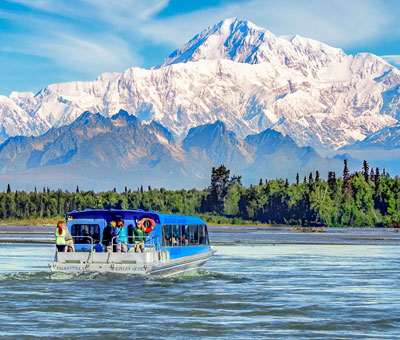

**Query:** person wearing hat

left=115, top=220, right=128, bottom=252
left=102, top=220, right=117, bottom=252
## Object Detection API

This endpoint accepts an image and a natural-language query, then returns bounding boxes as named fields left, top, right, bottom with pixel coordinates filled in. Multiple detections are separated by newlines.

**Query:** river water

left=0, top=228, right=400, bottom=339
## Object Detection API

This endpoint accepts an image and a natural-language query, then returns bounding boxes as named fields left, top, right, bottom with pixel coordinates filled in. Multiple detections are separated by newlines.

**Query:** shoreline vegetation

left=0, top=160, right=399, bottom=228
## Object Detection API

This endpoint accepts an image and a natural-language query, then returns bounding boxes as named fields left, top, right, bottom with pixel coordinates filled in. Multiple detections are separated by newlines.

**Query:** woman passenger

left=55, top=221, right=66, bottom=252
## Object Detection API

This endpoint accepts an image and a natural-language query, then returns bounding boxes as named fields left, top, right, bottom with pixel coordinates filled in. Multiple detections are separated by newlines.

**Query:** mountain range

left=0, top=110, right=343, bottom=190
left=1, top=18, right=400, bottom=189
left=2, top=18, right=400, bottom=151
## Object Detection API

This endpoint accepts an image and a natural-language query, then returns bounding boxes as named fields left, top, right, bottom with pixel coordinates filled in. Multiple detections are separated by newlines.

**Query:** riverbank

left=0, top=217, right=63, bottom=227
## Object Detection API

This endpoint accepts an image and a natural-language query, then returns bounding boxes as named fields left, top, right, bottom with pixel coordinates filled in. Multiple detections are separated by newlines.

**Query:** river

left=0, top=227, right=399, bottom=339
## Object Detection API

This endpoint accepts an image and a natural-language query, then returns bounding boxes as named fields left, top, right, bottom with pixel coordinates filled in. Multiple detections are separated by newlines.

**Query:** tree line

left=1, top=159, right=400, bottom=227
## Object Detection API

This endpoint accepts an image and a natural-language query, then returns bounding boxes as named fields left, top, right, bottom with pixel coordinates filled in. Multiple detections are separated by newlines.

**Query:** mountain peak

left=158, top=18, right=345, bottom=69
left=158, top=18, right=275, bottom=67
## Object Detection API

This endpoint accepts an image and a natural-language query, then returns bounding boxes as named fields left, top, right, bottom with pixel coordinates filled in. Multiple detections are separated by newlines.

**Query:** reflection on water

left=0, top=243, right=400, bottom=339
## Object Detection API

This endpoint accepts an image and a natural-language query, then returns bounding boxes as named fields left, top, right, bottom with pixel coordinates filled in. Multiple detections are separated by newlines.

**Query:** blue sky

left=0, top=0, right=399, bottom=96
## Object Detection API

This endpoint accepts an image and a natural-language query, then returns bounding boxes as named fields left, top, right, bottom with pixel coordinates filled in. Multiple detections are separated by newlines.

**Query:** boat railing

left=111, top=235, right=161, bottom=251
left=55, top=235, right=94, bottom=251
left=55, top=234, right=161, bottom=257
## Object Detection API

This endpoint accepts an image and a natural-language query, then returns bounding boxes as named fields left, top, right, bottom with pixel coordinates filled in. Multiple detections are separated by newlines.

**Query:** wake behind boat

left=49, top=209, right=214, bottom=276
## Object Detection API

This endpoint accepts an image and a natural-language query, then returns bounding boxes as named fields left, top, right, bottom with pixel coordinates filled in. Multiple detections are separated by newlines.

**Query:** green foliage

left=2, top=161, right=400, bottom=227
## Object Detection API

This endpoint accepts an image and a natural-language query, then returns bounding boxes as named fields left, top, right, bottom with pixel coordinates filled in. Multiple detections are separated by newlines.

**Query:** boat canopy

left=66, top=209, right=206, bottom=225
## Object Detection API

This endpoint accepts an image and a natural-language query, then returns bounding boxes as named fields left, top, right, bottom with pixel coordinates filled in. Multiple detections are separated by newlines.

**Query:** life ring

left=138, top=217, right=155, bottom=233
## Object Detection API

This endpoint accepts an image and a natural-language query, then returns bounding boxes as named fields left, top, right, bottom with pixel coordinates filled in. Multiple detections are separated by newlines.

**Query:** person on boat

left=55, top=221, right=66, bottom=252
left=115, top=220, right=128, bottom=252
left=132, top=220, right=146, bottom=252
left=60, top=221, right=75, bottom=252
left=102, top=221, right=117, bottom=252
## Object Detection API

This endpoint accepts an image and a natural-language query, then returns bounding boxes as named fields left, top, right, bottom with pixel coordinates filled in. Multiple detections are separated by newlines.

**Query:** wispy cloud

left=135, top=0, right=395, bottom=48
left=381, top=55, right=400, bottom=68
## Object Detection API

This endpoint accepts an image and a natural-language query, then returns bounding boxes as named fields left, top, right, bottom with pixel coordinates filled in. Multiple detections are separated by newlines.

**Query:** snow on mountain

left=159, top=18, right=345, bottom=70
left=341, top=122, right=400, bottom=150
left=1, top=18, right=400, bottom=150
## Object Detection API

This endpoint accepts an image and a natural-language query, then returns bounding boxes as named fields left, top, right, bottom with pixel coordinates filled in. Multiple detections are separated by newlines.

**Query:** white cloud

left=381, top=55, right=400, bottom=67
left=2, top=0, right=400, bottom=73
left=134, top=0, right=395, bottom=48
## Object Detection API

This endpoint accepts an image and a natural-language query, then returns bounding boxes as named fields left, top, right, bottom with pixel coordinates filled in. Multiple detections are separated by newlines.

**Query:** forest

left=1, top=160, right=400, bottom=227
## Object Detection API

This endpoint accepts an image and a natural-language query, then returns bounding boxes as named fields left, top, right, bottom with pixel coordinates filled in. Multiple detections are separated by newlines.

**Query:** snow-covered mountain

left=2, top=18, right=400, bottom=150
left=341, top=122, right=400, bottom=150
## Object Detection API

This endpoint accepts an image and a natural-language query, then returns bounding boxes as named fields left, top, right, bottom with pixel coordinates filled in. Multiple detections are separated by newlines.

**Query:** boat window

left=172, top=225, right=181, bottom=246
left=161, top=224, right=207, bottom=247
left=189, top=225, right=199, bottom=245
left=71, top=224, right=100, bottom=244
left=162, top=224, right=172, bottom=246
left=198, top=225, right=209, bottom=245
left=181, top=225, right=189, bottom=246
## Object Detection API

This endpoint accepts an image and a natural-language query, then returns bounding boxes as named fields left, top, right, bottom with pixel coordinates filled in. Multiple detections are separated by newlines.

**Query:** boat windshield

left=71, top=224, right=101, bottom=244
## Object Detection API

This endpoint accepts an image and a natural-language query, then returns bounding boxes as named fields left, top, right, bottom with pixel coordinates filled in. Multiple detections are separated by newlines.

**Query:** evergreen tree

left=259, top=178, right=263, bottom=186
left=230, top=175, right=242, bottom=186
left=308, top=172, right=314, bottom=184
left=76, top=185, right=80, bottom=193
left=285, top=179, right=289, bottom=188
left=140, top=185, right=144, bottom=194
left=343, top=159, right=352, bottom=196
left=208, top=165, right=231, bottom=214
left=343, top=159, right=350, bottom=181
left=6, top=184, right=11, bottom=194
left=370, top=168, right=375, bottom=182
left=327, top=171, right=337, bottom=199
left=375, top=168, right=380, bottom=187
left=315, top=171, right=320, bottom=182
left=296, top=173, right=299, bottom=185
left=303, top=176, right=307, bottom=183
left=362, top=160, right=369, bottom=182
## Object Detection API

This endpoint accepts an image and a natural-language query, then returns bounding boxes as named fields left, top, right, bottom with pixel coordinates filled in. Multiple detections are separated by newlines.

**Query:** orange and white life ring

left=138, top=217, right=155, bottom=233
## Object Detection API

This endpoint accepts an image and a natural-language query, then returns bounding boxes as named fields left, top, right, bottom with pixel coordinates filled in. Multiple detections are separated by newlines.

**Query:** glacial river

left=0, top=227, right=400, bottom=339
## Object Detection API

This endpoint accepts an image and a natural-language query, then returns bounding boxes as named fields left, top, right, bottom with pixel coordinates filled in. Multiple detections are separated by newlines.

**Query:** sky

left=0, top=0, right=400, bottom=96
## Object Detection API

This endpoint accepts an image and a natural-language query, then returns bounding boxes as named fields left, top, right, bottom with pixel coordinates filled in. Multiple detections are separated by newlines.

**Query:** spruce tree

left=362, top=160, right=369, bottom=182
left=342, top=159, right=352, bottom=196
left=315, top=171, right=320, bottom=182
left=370, top=168, right=375, bottom=182
left=6, top=184, right=11, bottom=194
left=328, top=171, right=337, bottom=199
left=296, top=173, right=299, bottom=185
